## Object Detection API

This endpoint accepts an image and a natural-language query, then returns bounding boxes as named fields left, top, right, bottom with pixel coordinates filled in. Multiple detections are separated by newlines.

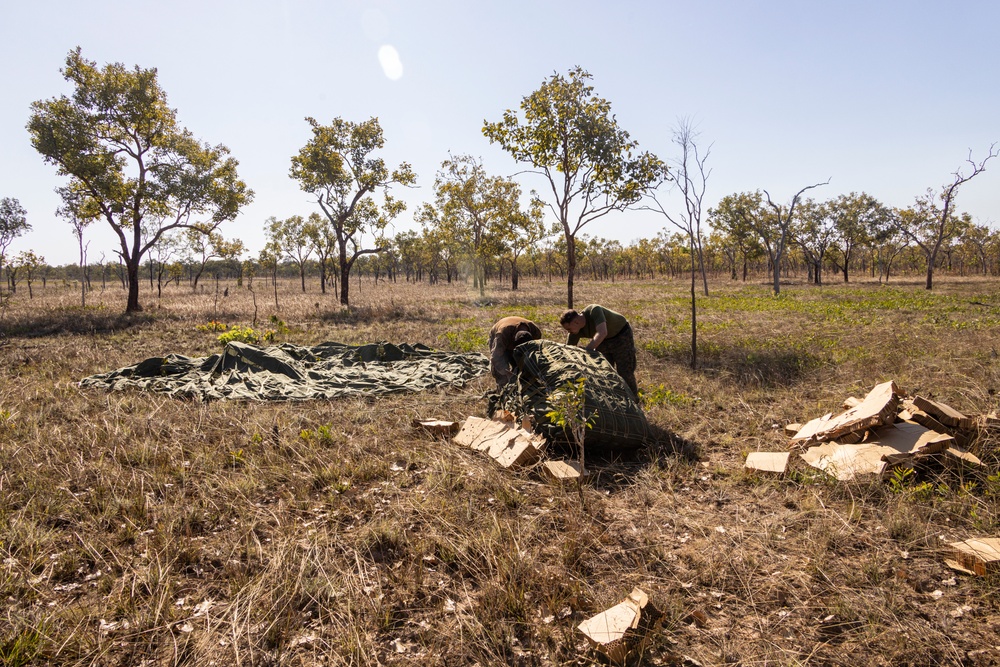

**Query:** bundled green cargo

left=81, top=341, right=487, bottom=401
left=490, top=340, right=654, bottom=450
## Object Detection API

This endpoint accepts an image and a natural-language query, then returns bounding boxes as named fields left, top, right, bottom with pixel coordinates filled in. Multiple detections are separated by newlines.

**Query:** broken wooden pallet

left=791, top=381, right=900, bottom=445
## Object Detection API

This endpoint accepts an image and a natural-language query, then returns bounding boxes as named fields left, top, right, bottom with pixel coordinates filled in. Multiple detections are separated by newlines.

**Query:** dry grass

left=2, top=274, right=1000, bottom=666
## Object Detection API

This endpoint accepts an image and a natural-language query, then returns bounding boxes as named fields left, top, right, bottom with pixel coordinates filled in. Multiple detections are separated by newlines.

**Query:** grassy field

left=2, top=274, right=1000, bottom=666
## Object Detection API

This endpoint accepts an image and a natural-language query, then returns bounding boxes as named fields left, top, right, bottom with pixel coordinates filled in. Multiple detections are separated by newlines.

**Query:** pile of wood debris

left=746, top=381, right=994, bottom=480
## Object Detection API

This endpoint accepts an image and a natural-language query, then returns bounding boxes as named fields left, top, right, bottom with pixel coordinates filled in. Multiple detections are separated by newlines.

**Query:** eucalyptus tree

left=760, top=181, right=829, bottom=295
left=0, top=198, right=30, bottom=282
left=28, top=48, right=252, bottom=313
left=894, top=146, right=998, bottom=289
left=265, top=214, right=315, bottom=292
left=791, top=198, right=835, bottom=285
left=484, top=67, right=665, bottom=307
left=184, top=225, right=245, bottom=290
left=825, top=192, right=891, bottom=283
left=290, top=116, right=416, bottom=306
left=710, top=192, right=771, bottom=281
left=418, top=155, right=516, bottom=296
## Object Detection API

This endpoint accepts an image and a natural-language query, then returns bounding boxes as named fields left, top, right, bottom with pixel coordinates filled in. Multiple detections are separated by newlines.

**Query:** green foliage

left=217, top=325, right=276, bottom=346
left=442, top=327, right=486, bottom=353
left=641, top=384, right=699, bottom=409
left=0, top=624, right=46, bottom=667
left=546, top=378, right=595, bottom=448
left=196, top=320, right=228, bottom=333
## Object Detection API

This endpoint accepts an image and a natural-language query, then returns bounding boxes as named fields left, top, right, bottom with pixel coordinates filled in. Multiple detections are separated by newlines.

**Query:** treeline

left=21, top=208, right=1000, bottom=299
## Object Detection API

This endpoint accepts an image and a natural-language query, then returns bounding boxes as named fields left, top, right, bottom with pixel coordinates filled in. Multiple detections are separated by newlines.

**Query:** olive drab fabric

left=81, top=341, right=488, bottom=401
left=490, top=339, right=653, bottom=450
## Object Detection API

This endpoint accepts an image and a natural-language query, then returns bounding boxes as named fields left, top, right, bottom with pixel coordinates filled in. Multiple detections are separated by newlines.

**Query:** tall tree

left=710, top=192, right=771, bottom=281
left=419, top=154, right=538, bottom=296
left=0, top=197, right=30, bottom=285
left=184, top=225, right=245, bottom=290
left=826, top=192, right=891, bottom=283
left=290, top=116, right=415, bottom=306
left=791, top=198, right=835, bottom=285
left=483, top=67, right=665, bottom=308
left=28, top=48, right=253, bottom=313
left=894, top=146, right=998, bottom=290
left=265, top=214, right=315, bottom=292
left=762, top=180, right=829, bottom=295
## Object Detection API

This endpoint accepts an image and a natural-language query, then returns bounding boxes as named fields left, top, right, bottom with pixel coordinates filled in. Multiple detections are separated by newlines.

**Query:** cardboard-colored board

left=842, top=396, right=862, bottom=409
left=792, top=381, right=899, bottom=444
left=542, top=459, right=588, bottom=482
left=745, top=452, right=789, bottom=474
left=799, top=422, right=951, bottom=480
left=578, top=588, right=657, bottom=666
left=784, top=423, right=802, bottom=437
left=911, top=395, right=974, bottom=429
left=453, top=416, right=545, bottom=469
left=947, top=538, right=1000, bottom=576
left=412, top=419, right=460, bottom=436
left=940, top=447, right=984, bottom=468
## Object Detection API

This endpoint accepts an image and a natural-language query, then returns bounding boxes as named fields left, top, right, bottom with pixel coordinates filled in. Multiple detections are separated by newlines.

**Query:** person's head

left=513, top=330, right=534, bottom=348
left=560, top=309, right=585, bottom=334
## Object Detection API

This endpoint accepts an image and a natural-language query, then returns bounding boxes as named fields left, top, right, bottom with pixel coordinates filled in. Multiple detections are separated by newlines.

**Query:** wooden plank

left=911, top=395, right=975, bottom=429
left=577, top=588, right=659, bottom=666
left=412, top=419, right=460, bottom=436
left=745, top=452, right=789, bottom=474
left=783, top=423, right=802, bottom=437
left=947, top=538, right=1000, bottom=576
left=542, top=459, right=589, bottom=483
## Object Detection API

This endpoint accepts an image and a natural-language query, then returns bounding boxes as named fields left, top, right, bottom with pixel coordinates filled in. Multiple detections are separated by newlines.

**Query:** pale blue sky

left=2, top=0, right=998, bottom=265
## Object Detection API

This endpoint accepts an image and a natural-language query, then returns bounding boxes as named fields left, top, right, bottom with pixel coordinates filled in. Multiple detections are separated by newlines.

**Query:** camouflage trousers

left=596, top=324, right=638, bottom=398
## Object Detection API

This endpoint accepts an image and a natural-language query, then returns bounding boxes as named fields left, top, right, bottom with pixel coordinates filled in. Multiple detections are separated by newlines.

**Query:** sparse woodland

left=1, top=273, right=999, bottom=666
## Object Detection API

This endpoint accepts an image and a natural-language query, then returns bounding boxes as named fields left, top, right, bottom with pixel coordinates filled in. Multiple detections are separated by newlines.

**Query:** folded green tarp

left=489, top=339, right=655, bottom=450
left=81, top=341, right=488, bottom=401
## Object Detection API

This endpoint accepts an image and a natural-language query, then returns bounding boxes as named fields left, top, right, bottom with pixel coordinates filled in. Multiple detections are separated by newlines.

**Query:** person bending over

left=559, top=304, right=638, bottom=397
left=488, top=316, right=542, bottom=389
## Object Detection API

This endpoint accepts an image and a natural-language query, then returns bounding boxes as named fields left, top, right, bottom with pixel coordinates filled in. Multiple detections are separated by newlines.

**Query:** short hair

left=559, top=309, right=580, bottom=326
left=513, top=330, right=534, bottom=347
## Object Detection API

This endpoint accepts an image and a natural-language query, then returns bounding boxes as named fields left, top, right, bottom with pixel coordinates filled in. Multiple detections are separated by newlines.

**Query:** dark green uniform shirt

left=567, top=304, right=629, bottom=346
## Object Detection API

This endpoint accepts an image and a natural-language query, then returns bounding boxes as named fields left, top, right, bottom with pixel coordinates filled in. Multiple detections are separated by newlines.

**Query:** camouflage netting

left=489, top=339, right=655, bottom=450
left=81, top=341, right=488, bottom=401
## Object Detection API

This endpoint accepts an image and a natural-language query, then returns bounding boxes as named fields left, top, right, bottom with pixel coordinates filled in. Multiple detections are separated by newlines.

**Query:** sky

left=2, top=0, right=999, bottom=266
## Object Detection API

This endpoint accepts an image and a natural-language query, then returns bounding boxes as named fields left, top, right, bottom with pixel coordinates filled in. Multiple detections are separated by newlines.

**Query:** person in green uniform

left=559, top=304, right=638, bottom=397
left=488, top=316, right=542, bottom=388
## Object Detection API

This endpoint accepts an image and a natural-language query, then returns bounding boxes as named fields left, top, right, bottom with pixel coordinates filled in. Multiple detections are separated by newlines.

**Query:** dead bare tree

left=895, top=145, right=998, bottom=290
left=763, top=180, right=830, bottom=295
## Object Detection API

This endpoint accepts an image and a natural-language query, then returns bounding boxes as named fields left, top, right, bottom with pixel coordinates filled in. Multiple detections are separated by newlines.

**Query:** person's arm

left=585, top=321, right=608, bottom=351
left=567, top=331, right=580, bottom=346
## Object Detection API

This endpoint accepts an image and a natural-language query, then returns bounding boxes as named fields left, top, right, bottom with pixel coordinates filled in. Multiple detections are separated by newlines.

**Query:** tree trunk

left=566, top=235, right=576, bottom=309
left=126, top=260, right=142, bottom=313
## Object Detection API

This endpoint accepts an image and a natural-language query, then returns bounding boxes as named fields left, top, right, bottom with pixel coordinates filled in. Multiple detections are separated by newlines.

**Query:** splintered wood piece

left=784, top=423, right=802, bottom=437
left=542, top=459, right=589, bottom=483
left=911, top=395, right=974, bottom=429
left=745, top=452, right=789, bottom=474
left=940, top=447, right=984, bottom=468
left=577, top=588, right=660, bottom=666
left=842, top=396, right=863, bottom=409
left=412, top=419, right=460, bottom=436
left=792, top=381, right=900, bottom=444
left=947, top=538, right=1000, bottom=576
